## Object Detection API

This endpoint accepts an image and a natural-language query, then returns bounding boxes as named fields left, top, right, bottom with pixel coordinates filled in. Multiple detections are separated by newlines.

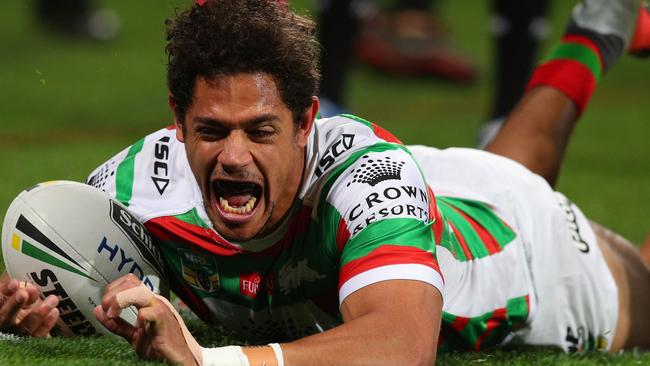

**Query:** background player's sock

left=527, top=0, right=641, bottom=115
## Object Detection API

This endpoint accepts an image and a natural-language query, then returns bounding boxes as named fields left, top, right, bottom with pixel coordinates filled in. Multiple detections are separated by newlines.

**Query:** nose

left=217, top=131, right=253, bottom=171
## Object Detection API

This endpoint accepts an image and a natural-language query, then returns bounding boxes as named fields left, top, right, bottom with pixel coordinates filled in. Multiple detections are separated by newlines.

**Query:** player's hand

left=94, top=274, right=199, bottom=366
left=0, top=272, right=59, bottom=337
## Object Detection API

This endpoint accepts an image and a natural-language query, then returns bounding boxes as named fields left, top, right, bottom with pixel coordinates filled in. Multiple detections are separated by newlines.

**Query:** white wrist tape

left=202, top=346, right=250, bottom=366
left=269, top=343, right=285, bottom=366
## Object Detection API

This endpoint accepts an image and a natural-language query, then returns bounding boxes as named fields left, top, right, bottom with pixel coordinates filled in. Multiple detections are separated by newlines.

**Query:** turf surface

left=0, top=0, right=648, bottom=364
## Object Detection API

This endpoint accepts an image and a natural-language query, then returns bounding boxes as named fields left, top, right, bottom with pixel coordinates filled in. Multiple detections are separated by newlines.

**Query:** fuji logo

left=347, top=155, right=406, bottom=187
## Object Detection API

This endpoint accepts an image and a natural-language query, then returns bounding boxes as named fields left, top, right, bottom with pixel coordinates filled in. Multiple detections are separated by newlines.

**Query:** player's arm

left=0, top=271, right=59, bottom=337
left=486, top=0, right=641, bottom=187
left=280, top=280, right=442, bottom=366
left=96, top=274, right=441, bottom=366
left=280, top=176, right=443, bottom=366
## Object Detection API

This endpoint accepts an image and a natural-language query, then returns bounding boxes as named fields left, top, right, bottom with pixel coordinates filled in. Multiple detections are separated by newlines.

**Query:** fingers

left=101, top=274, right=143, bottom=319
left=0, top=280, right=30, bottom=330
left=31, top=307, right=59, bottom=338
left=1, top=279, right=39, bottom=307
left=115, top=286, right=154, bottom=310
left=0, top=278, right=19, bottom=297
left=136, top=301, right=164, bottom=330
left=104, top=273, right=143, bottom=295
left=133, top=324, right=160, bottom=361
left=0, top=276, right=56, bottom=337
left=96, top=274, right=152, bottom=340
left=132, top=326, right=158, bottom=361
left=23, top=283, right=41, bottom=306
left=93, top=305, right=136, bottom=340
left=132, top=301, right=169, bottom=361
left=117, top=295, right=198, bottom=365
left=17, top=295, right=59, bottom=337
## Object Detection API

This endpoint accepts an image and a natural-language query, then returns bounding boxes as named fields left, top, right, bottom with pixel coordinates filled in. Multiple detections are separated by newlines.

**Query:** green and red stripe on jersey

left=436, top=197, right=515, bottom=262
left=335, top=217, right=351, bottom=253
left=146, top=216, right=243, bottom=257
left=146, top=203, right=313, bottom=257
left=526, top=34, right=603, bottom=115
left=438, top=295, right=530, bottom=352
left=338, top=218, right=440, bottom=290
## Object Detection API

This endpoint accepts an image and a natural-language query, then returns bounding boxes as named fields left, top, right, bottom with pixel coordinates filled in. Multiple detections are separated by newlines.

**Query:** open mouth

left=214, top=180, right=262, bottom=216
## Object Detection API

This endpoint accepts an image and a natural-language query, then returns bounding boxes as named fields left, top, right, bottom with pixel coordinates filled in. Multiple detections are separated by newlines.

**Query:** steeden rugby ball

left=1, top=181, right=167, bottom=336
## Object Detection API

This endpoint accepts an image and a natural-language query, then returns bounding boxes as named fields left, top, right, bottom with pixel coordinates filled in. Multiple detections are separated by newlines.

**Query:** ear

left=168, top=93, right=185, bottom=143
left=296, top=96, right=319, bottom=147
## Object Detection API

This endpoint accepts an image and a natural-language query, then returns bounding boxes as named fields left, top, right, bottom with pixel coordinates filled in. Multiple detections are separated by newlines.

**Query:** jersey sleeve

left=86, top=127, right=200, bottom=222
left=319, top=144, right=444, bottom=306
left=86, top=139, right=138, bottom=198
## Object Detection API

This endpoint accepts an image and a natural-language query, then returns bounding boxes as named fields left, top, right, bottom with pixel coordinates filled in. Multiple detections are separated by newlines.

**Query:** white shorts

left=410, top=146, right=619, bottom=352
left=513, top=192, right=619, bottom=352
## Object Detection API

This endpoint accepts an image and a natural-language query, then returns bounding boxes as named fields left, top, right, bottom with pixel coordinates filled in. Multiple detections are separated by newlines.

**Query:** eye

left=248, top=127, right=275, bottom=140
left=195, top=126, right=227, bottom=141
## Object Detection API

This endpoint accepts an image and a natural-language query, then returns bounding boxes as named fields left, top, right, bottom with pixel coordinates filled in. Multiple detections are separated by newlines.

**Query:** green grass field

left=1, top=0, right=648, bottom=364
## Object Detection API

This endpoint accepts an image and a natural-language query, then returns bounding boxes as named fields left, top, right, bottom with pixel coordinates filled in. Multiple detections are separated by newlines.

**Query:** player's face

left=174, top=73, right=316, bottom=242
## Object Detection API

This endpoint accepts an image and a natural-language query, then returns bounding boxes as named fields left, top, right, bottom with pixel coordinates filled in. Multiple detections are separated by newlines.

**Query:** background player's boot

left=354, top=10, right=478, bottom=83
left=629, top=1, right=650, bottom=56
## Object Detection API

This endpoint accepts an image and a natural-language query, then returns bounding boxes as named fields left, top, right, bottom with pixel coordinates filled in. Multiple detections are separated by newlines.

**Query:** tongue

left=223, top=193, right=252, bottom=207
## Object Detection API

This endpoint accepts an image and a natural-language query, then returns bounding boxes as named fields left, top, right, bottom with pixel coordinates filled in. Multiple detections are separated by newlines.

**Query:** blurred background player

left=318, top=0, right=480, bottom=116
left=478, top=0, right=551, bottom=146
left=316, top=0, right=551, bottom=149
left=34, top=0, right=120, bottom=41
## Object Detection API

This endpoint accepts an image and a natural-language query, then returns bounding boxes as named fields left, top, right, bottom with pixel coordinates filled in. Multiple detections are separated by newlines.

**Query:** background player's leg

left=318, top=0, right=358, bottom=116
left=488, top=0, right=550, bottom=122
left=591, top=223, right=650, bottom=351
left=476, top=0, right=550, bottom=149
left=486, top=0, right=640, bottom=187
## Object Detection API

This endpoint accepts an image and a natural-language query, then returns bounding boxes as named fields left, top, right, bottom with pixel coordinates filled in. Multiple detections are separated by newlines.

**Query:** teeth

left=219, top=196, right=257, bottom=214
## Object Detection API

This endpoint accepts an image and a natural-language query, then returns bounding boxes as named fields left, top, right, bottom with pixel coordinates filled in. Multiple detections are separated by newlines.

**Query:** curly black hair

left=166, top=0, right=320, bottom=124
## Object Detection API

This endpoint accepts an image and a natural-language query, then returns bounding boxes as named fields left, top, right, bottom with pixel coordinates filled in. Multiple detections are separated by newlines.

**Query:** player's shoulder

left=87, top=126, right=203, bottom=222
left=307, top=114, right=405, bottom=179
left=302, top=115, right=432, bottom=233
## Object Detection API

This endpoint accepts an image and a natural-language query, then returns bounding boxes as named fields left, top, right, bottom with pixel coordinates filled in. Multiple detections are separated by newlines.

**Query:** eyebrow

left=193, top=114, right=280, bottom=128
